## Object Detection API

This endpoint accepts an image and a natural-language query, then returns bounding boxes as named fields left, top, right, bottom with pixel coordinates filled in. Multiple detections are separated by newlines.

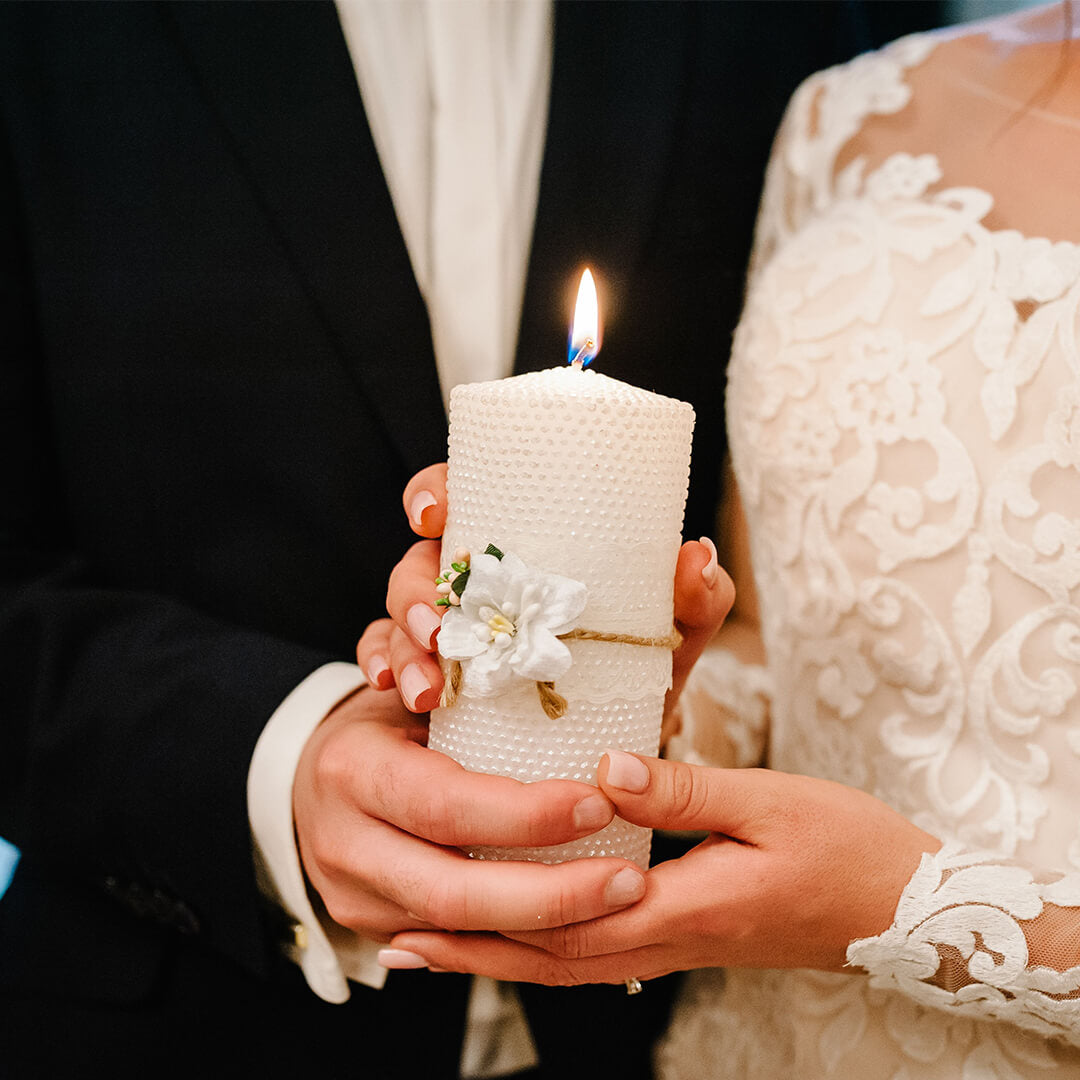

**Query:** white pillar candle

left=429, top=279, right=695, bottom=868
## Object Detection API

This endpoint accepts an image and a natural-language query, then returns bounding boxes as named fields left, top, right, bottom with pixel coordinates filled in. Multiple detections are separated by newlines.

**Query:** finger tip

left=399, top=663, right=434, bottom=712
left=599, top=749, right=651, bottom=795
left=414, top=685, right=442, bottom=713
left=675, top=543, right=733, bottom=629
left=604, top=865, right=647, bottom=908
left=378, top=947, right=430, bottom=970
left=691, top=536, right=719, bottom=589
left=573, top=792, right=615, bottom=834
left=408, top=490, right=438, bottom=533
left=406, top=603, right=443, bottom=651
left=674, top=545, right=712, bottom=594
left=364, top=655, right=393, bottom=691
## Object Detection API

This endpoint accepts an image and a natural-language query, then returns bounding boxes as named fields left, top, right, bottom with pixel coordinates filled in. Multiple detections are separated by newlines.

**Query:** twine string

left=438, top=626, right=683, bottom=718
left=559, top=628, right=683, bottom=649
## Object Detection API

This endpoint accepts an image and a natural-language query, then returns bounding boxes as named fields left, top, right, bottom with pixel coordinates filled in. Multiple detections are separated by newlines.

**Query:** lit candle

left=429, top=269, right=695, bottom=867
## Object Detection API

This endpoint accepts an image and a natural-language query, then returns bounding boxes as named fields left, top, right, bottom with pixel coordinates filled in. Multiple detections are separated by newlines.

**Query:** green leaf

left=484, top=544, right=505, bottom=560
left=451, top=570, right=470, bottom=597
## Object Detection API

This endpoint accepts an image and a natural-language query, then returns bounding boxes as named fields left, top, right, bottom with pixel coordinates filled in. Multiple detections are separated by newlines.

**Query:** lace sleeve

left=666, top=639, right=773, bottom=770
left=743, top=74, right=812, bottom=290
left=847, top=843, right=1080, bottom=1047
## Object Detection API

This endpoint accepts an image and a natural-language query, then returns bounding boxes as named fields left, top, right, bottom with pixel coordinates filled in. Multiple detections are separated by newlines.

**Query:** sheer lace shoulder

left=749, top=34, right=937, bottom=282
left=665, top=21, right=1080, bottom=1077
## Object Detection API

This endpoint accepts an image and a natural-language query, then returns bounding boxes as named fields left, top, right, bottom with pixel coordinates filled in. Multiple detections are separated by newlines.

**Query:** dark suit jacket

left=0, top=2, right=941, bottom=1075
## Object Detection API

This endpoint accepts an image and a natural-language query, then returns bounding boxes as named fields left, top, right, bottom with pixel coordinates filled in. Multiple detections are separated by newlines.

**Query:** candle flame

left=568, top=268, right=601, bottom=367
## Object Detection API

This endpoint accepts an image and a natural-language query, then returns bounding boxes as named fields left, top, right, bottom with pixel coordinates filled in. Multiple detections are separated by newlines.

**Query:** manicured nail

left=603, top=749, right=650, bottom=794
left=573, top=793, right=611, bottom=833
left=378, top=948, right=429, bottom=970
left=366, top=654, right=390, bottom=689
left=399, top=664, right=431, bottom=711
left=409, top=490, right=437, bottom=530
left=604, top=866, right=646, bottom=907
left=406, top=603, right=442, bottom=649
left=699, top=536, right=720, bottom=589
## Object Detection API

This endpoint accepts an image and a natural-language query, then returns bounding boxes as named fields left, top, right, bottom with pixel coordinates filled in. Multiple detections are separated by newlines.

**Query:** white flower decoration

left=438, top=549, right=587, bottom=698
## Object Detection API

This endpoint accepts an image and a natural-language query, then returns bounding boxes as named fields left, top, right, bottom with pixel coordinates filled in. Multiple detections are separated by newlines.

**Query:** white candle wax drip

left=429, top=365, right=695, bottom=867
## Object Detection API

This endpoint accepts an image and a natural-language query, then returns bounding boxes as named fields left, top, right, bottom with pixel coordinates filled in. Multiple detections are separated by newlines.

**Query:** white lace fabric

left=666, top=642, right=772, bottom=770
left=660, top=23, right=1080, bottom=1078
left=848, top=844, right=1080, bottom=1046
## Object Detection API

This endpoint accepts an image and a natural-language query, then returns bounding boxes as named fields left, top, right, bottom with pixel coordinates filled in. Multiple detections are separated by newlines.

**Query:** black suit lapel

left=516, top=3, right=691, bottom=382
left=160, top=0, right=687, bottom=470
left=160, top=0, right=447, bottom=476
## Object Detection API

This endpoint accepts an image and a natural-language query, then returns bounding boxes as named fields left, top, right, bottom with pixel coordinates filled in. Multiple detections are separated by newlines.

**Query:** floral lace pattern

left=667, top=646, right=773, bottom=769
left=849, top=845, right=1080, bottom=1045
left=660, top=32, right=1080, bottom=1079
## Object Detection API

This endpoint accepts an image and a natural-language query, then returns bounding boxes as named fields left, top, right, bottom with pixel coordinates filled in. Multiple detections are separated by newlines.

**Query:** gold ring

left=625, top=977, right=643, bottom=995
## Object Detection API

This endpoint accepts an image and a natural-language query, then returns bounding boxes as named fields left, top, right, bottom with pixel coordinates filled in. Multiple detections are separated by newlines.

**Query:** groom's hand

left=292, top=686, right=648, bottom=939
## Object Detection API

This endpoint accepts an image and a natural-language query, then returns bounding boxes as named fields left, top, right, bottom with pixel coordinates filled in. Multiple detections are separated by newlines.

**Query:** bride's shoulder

left=760, top=2, right=1074, bottom=237
left=815, top=3, right=1074, bottom=151
left=792, top=0, right=1069, bottom=118
left=752, top=30, right=940, bottom=254
left=776, top=11, right=1018, bottom=172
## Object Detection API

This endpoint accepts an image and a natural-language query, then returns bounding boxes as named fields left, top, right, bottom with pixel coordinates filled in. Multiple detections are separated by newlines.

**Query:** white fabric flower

left=438, top=550, right=587, bottom=698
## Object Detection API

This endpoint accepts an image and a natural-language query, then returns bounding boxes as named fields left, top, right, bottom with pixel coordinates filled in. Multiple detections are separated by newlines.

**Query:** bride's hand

left=356, top=464, right=735, bottom=731
left=380, top=753, right=941, bottom=985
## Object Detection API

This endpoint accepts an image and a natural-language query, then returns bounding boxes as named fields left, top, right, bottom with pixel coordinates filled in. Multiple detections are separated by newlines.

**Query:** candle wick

left=569, top=338, right=595, bottom=369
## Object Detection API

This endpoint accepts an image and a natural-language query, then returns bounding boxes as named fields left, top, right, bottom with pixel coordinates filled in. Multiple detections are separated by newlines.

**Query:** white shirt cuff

left=247, top=661, right=388, bottom=1002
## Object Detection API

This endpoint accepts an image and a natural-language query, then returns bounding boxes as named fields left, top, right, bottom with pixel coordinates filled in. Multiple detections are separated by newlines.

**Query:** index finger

left=669, top=538, right=734, bottom=709
left=500, top=839, right=738, bottom=958
left=350, top=725, right=619, bottom=849
left=404, top=463, right=449, bottom=538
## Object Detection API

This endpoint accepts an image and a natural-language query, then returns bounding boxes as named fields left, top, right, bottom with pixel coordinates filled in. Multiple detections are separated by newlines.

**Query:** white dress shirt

left=340, top=0, right=552, bottom=404
left=247, top=2, right=553, bottom=1071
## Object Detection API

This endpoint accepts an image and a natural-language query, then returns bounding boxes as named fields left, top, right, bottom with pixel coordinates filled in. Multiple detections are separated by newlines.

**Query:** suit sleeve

left=0, top=114, right=337, bottom=975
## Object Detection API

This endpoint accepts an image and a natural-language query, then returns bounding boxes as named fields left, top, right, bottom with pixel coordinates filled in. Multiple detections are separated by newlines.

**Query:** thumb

left=598, top=750, right=769, bottom=838
left=669, top=538, right=734, bottom=708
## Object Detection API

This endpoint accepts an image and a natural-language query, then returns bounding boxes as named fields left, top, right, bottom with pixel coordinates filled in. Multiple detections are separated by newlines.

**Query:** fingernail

left=604, top=866, right=646, bottom=907
left=409, top=490, right=437, bottom=530
left=366, top=654, right=390, bottom=689
left=378, top=948, right=429, bottom=970
left=573, top=793, right=611, bottom=833
left=603, top=749, right=650, bottom=794
left=406, top=603, right=442, bottom=649
left=400, top=664, right=431, bottom=711
left=699, top=536, right=720, bottom=589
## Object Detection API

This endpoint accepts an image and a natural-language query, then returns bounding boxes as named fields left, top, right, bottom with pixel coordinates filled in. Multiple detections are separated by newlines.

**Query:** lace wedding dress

left=659, top=21, right=1080, bottom=1079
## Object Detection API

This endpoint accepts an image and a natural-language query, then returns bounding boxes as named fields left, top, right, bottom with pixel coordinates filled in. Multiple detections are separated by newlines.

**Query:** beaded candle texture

left=429, top=361, right=695, bottom=868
